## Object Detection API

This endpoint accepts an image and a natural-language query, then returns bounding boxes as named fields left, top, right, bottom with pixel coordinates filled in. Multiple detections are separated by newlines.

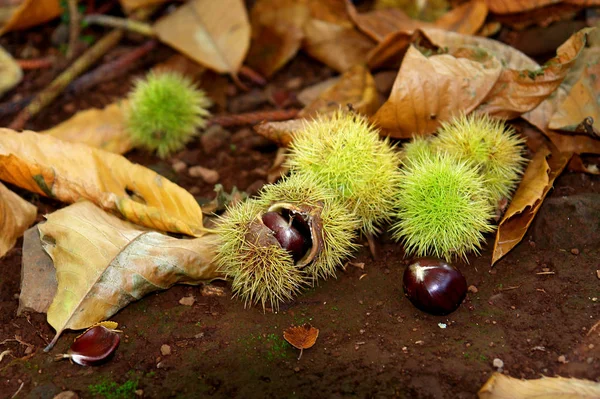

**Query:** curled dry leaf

left=154, top=0, right=250, bottom=78
left=434, top=0, right=488, bottom=35
left=484, top=0, right=600, bottom=15
left=40, top=101, right=132, bottom=155
left=0, top=129, right=205, bottom=236
left=40, top=201, right=221, bottom=350
left=118, top=0, right=170, bottom=13
left=0, top=0, right=61, bottom=35
left=569, top=154, right=600, bottom=175
left=371, top=45, right=502, bottom=138
left=0, top=182, right=36, bottom=258
left=491, top=147, right=571, bottom=266
left=283, top=324, right=319, bottom=360
left=245, top=0, right=310, bottom=77
left=478, top=372, right=600, bottom=399
left=347, top=4, right=434, bottom=42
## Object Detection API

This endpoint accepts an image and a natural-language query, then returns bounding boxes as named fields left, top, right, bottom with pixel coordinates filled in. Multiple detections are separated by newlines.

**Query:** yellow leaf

left=478, top=372, right=600, bottom=398
left=41, top=201, right=221, bottom=349
left=153, top=0, right=250, bottom=77
left=41, top=101, right=133, bottom=154
left=0, top=0, right=61, bottom=35
left=0, top=129, right=205, bottom=236
left=0, top=182, right=36, bottom=258
left=0, top=45, right=22, bottom=96
left=371, top=45, right=502, bottom=138
left=491, top=148, right=571, bottom=265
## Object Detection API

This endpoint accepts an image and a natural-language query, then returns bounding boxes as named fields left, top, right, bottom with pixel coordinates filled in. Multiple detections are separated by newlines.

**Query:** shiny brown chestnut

left=403, top=257, right=467, bottom=315
left=57, top=324, right=121, bottom=366
left=262, top=211, right=310, bottom=262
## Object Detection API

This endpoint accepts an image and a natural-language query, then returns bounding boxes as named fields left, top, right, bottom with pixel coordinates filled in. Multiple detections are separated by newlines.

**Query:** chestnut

left=57, top=324, right=121, bottom=366
left=402, top=257, right=467, bottom=315
left=262, top=211, right=310, bottom=262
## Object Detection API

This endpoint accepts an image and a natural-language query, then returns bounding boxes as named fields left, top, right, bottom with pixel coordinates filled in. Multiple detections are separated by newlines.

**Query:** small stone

left=171, top=160, right=187, bottom=174
left=188, top=186, right=201, bottom=195
left=179, top=296, right=195, bottom=306
left=201, top=125, right=231, bottom=153
left=201, top=285, right=226, bottom=297
left=188, top=166, right=219, bottom=184
left=596, top=270, right=600, bottom=279
left=135, top=390, right=144, bottom=397
left=468, top=285, right=478, bottom=294
left=294, top=367, right=300, bottom=372
left=53, top=391, right=79, bottom=399
left=160, top=344, right=171, bottom=356
left=286, top=77, right=303, bottom=90
left=492, top=358, right=504, bottom=369
left=557, top=355, right=567, bottom=363
left=194, top=333, right=205, bottom=339
left=570, top=248, right=580, bottom=255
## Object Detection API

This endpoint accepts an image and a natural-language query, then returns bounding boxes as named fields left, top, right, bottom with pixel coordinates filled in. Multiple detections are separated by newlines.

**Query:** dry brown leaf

left=245, top=0, right=310, bottom=77
left=154, top=0, right=250, bottom=78
left=476, top=28, right=591, bottom=119
left=254, top=119, right=306, bottom=147
left=302, top=18, right=375, bottom=73
left=0, top=0, right=61, bottom=35
left=0, top=182, right=36, bottom=258
left=478, top=372, right=600, bottom=398
left=371, top=45, right=502, bottom=138
left=569, top=154, right=600, bottom=175
left=118, top=0, right=170, bottom=13
left=283, top=323, right=319, bottom=359
left=485, top=0, right=559, bottom=14
left=18, top=227, right=57, bottom=315
left=374, top=0, right=449, bottom=21
left=0, top=129, right=205, bottom=236
left=348, top=4, right=434, bottom=42
left=367, top=29, right=435, bottom=70
left=299, top=64, right=379, bottom=118
left=491, top=147, right=571, bottom=266
left=40, top=201, right=221, bottom=349
left=297, top=77, right=340, bottom=106
left=40, top=101, right=132, bottom=155
left=0, top=45, right=22, bottom=96
left=434, top=0, right=488, bottom=35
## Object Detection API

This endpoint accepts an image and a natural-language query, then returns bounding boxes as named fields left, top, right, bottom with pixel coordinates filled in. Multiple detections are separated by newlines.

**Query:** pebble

left=188, top=166, right=219, bottom=184
left=171, top=161, right=187, bottom=174
left=160, top=344, right=171, bottom=356
left=179, top=296, right=195, bottom=306
left=52, top=392, right=79, bottom=399
left=285, top=77, right=303, bottom=90
left=557, top=355, right=567, bottom=363
left=492, top=358, right=504, bottom=370
left=135, top=390, right=144, bottom=397
left=570, top=248, right=580, bottom=255
left=468, top=285, right=478, bottom=294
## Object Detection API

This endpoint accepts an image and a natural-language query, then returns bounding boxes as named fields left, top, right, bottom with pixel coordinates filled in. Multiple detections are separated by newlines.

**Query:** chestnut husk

left=57, top=325, right=120, bottom=366
left=403, top=257, right=467, bottom=315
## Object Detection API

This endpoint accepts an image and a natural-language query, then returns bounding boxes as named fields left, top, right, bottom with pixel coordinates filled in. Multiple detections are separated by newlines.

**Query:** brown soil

left=1, top=23, right=599, bottom=399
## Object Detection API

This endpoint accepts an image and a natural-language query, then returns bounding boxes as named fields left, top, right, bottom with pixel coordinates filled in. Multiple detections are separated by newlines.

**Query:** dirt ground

left=0, top=22, right=599, bottom=399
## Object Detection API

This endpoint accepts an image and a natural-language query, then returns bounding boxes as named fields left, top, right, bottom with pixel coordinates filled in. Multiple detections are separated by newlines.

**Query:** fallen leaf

left=491, top=147, right=571, bottom=266
left=0, top=45, right=22, bottom=96
left=283, top=323, right=319, bottom=359
left=348, top=5, right=434, bottom=42
left=153, top=0, right=250, bottom=78
left=0, top=182, right=36, bottom=258
left=245, top=0, right=310, bottom=77
left=485, top=0, right=600, bottom=15
left=434, top=0, right=488, bottom=35
left=254, top=119, right=306, bottom=147
left=118, top=0, right=170, bottom=13
left=569, top=154, right=600, bottom=175
left=179, top=296, right=195, bottom=306
left=299, top=64, right=379, bottom=118
left=17, top=226, right=57, bottom=315
left=374, top=0, right=449, bottom=22
left=478, top=372, right=600, bottom=398
left=367, top=29, right=435, bottom=70
left=476, top=28, right=591, bottom=119
left=371, top=45, right=502, bottom=138
left=302, top=18, right=375, bottom=73
left=297, top=77, right=340, bottom=106
left=0, top=129, right=205, bottom=236
left=40, top=101, right=132, bottom=154
left=0, top=0, right=61, bottom=35
left=40, top=201, right=222, bottom=349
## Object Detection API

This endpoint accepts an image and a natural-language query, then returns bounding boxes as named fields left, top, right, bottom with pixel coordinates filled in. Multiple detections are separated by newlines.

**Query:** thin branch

left=66, top=0, right=81, bottom=60
left=209, top=109, right=300, bottom=128
left=83, top=14, right=155, bottom=36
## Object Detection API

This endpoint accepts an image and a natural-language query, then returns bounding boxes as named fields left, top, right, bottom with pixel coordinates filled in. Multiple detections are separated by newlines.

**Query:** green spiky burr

left=432, top=113, right=527, bottom=204
left=125, top=71, right=212, bottom=159
left=286, top=110, right=402, bottom=235
left=391, top=151, right=495, bottom=261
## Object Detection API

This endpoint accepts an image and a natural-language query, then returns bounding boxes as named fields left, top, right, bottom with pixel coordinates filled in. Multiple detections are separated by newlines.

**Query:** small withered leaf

left=283, top=323, right=319, bottom=350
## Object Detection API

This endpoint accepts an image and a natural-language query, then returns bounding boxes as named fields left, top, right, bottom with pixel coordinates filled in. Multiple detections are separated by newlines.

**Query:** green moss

left=88, top=379, right=138, bottom=399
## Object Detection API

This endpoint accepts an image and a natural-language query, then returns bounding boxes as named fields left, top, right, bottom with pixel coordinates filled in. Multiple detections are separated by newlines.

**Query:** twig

left=66, top=0, right=81, bottom=60
left=11, top=382, right=24, bottom=399
left=66, top=39, right=157, bottom=95
left=535, top=271, right=555, bottom=275
left=209, top=109, right=300, bottom=128
left=8, top=29, right=124, bottom=130
left=497, top=285, right=520, bottom=292
left=16, top=57, right=54, bottom=70
left=83, top=14, right=155, bottom=36
left=239, top=65, right=266, bottom=86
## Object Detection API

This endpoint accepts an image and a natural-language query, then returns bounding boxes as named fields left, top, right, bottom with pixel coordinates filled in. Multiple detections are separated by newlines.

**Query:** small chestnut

left=57, top=324, right=121, bottom=366
left=262, top=211, right=309, bottom=262
left=403, top=257, right=467, bottom=315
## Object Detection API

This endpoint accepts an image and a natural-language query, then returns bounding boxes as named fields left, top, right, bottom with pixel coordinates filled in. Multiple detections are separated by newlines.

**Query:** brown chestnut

left=57, top=324, right=121, bottom=366
left=262, top=211, right=309, bottom=262
left=403, top=257, right=467, bottom=315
